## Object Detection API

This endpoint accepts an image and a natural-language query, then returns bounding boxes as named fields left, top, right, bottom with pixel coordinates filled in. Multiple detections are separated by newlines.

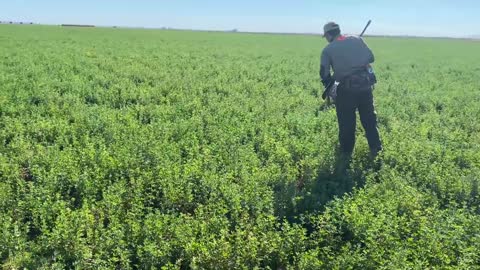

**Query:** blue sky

left=1, top=0, right=479, bottom=37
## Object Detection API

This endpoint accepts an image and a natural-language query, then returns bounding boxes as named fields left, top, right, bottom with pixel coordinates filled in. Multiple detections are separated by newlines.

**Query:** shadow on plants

left=274, top=151, right=369, bottom=227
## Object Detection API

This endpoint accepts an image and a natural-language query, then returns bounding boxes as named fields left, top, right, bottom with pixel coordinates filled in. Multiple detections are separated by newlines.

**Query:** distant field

left=1, top=25, right=480, bottom=269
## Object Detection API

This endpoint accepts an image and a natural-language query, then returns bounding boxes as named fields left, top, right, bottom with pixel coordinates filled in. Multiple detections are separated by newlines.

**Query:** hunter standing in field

left=320, top=22, right=383, bottom=158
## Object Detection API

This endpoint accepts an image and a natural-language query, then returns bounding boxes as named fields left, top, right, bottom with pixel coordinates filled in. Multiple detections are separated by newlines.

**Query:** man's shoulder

left=345, top=35, right=368, bottom=46
left=322, top=42, right=334, bottom=54
left=345, top=35, right=362, bottom=40
left=322, top=35, right=365, bottom=55
left=332, top=35, right=368, bottom=49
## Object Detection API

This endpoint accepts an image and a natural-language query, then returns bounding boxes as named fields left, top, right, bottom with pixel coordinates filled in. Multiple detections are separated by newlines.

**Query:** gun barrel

left=360, top=20, right=372, bottom=37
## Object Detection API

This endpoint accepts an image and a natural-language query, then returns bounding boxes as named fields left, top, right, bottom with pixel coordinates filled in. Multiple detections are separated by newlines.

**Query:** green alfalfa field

left=1, top=24, right=480, bottom=269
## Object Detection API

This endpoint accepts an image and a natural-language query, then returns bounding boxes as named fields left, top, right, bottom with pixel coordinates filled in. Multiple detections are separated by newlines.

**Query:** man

left=320, top=22, right=382, bottom=157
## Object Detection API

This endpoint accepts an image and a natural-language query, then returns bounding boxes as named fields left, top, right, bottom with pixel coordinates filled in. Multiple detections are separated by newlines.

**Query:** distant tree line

left=61, top=24, right=95, bottom=27
left=0, top=21, right=34, bottom=25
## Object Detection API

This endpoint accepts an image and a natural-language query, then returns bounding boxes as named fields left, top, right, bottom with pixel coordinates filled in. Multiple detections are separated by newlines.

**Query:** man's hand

left=322, top=80, right=334, bottom=100
left=320, top=65, right=332, bottom=87
left=321, top=76, right=333, bottom=88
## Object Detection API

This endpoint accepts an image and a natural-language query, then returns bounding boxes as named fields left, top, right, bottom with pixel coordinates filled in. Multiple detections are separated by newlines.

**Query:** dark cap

left=323, top=22, right=340, bottom=36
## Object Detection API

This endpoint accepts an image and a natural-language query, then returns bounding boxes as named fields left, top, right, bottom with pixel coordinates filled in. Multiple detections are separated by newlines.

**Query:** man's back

left=322, top=35, right=374, bottom=81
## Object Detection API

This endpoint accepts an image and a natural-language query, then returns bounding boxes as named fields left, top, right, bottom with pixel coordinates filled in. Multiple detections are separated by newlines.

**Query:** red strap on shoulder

left=336, top=35, right=346, bottom=41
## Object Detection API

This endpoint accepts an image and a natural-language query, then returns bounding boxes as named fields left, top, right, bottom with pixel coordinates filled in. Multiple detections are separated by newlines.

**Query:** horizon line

left=1, top=21, right=479, bottom=40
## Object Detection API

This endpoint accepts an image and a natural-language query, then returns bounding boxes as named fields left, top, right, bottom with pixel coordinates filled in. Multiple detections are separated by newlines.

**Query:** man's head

left=323, top=22, right=341, bottom=43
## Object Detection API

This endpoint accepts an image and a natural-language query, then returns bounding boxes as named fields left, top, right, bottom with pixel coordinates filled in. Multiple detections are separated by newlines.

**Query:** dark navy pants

left=335, top=86, right=382, bottom=155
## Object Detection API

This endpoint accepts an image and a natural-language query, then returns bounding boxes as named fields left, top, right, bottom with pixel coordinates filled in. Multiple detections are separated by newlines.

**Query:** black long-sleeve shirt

left=320, top=35, right=374, bottom=87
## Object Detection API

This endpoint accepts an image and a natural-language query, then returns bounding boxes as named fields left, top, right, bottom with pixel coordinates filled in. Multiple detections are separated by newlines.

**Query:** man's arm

left=360, top=38, right=375, bottom=64
left=367, top=47, right=374, bottom=63
left=320, top=49, right=333, bottom=87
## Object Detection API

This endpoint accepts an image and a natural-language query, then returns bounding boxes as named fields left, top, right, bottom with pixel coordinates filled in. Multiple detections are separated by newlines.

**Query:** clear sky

left=1, top=0, right=479, bottom=37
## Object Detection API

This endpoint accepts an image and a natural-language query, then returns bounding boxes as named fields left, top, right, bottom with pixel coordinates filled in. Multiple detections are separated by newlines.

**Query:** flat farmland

left=1, top=25, right=480, bottom=269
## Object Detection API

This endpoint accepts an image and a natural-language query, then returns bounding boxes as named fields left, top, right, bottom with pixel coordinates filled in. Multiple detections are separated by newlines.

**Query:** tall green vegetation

left=1, top=25, right=480, bottom=269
